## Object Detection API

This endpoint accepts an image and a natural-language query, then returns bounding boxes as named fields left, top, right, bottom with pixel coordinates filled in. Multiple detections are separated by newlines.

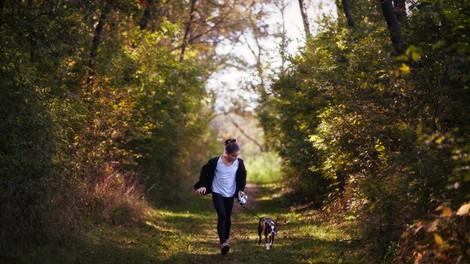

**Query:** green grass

left=13, top=183, right=366, bottom=264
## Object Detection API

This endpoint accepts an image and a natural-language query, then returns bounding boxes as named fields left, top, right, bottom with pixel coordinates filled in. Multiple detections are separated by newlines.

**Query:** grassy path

left=17, top=183, right=365, bottom=263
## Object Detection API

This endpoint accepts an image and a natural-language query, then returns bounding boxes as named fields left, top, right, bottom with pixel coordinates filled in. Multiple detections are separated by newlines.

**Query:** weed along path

left=18, top=183, right=364, bottom=263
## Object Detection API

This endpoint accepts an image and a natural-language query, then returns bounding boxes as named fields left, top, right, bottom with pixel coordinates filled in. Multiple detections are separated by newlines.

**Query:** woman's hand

left=195, top=187, right=206, bottom=195
left=238, top=191, right=245, bottom=197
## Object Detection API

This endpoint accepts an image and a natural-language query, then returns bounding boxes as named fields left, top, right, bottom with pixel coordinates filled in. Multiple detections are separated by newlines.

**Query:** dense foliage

left=261, top=0, right=469, bottom=262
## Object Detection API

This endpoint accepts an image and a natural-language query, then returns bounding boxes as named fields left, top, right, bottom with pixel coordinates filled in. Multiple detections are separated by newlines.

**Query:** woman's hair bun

left=224, top=138, right=240, bottom=153
left=225, top=138, right=237, bottom=145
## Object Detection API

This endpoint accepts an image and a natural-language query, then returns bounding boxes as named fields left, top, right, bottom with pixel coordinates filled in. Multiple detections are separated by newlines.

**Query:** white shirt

left=212, top=157, right=239, bottom=197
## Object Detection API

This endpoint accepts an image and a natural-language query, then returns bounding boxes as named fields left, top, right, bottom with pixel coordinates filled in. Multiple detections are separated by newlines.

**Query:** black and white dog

left=258, top=216, right=277, bottom=250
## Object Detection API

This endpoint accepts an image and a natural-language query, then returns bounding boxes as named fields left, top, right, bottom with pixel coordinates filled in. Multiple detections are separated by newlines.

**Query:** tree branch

left=180, top=0, right=197, bottom=62
left=225, top=113, right=265, bottom=152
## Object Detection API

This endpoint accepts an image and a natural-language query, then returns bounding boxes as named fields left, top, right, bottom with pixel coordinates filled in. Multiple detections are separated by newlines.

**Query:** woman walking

left=194, top=138, right=247, bottom=255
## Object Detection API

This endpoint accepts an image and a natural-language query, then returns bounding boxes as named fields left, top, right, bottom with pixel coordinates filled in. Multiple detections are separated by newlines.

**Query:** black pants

left=212, top=192, right=234, bottom=244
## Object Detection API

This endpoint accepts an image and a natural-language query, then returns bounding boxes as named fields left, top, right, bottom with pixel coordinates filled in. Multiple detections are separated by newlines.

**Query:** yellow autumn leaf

left=399, top=63, right=410, bottom=74
left=435, top=135, right=446, bottom=144
left=442, top=207, right=452, bottom=217
left=434, top=234, right=443, bottom=247
left=411, top=51, right=421, bottom=61
left=375, top=144, right=385, bottom=152
left=456, top=203, right=470, bottom=216
left=436, top=205, right=453, bottom=217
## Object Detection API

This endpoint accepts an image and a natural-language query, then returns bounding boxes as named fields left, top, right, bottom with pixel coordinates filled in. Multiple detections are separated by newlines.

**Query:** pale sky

left=207, top=0, right=336, bottom=113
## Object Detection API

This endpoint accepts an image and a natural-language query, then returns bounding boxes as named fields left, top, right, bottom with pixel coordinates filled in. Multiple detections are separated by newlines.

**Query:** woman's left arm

left=236, top=158, right=247, bottom=195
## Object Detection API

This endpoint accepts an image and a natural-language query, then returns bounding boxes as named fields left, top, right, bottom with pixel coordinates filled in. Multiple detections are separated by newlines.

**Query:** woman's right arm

left=194, top=160, right=210, bottom=194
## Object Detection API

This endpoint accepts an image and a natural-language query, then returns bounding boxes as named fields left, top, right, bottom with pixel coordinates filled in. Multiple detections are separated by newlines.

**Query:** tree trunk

left=87, top=0, right=115, bottom=87
left=0, top=0, right=5, bottom=26
left=298, top=0, right=312, bottom=41
left=180, top=0, right=197, bottom=62
left=393, top=0, right=406, bottom=22
left=274, top=0, right=289, bottom=75
left=380, top=0, right=405, bottom=53
left=140, top=0, right=155, bottom=30
left=27, top=0, right=37, bottom=63
left=341, top=0, right=356, bottom=29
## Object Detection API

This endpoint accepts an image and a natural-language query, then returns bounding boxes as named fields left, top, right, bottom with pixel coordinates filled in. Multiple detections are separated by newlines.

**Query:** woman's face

left=225, top=151, right=240, bottom=162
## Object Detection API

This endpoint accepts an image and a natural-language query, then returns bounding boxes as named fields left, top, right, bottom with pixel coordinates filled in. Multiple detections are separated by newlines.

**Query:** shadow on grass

left=10, top=226, right=164, bottom=264
left=161, top=236, right=363, bottom=264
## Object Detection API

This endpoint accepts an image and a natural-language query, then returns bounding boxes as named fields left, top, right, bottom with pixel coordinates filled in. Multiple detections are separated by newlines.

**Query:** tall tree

left=393, top=0, right=406, bottom=22
left=180, top=0, right=197, bottom=62
left=298, top=0, right=312, bottom=40
left=380, top=0, right=405, bottom=53
left=87, top=0, right=115, bottom=87
left=341, top=0, right=356, bottom=29
left=273, top=0, right=292, bottom=75
left=140, top=0, right=156, bottom=30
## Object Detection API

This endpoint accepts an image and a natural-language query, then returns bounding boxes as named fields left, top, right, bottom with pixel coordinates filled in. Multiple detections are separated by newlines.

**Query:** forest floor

left=15, top=183, right=367, bottom=263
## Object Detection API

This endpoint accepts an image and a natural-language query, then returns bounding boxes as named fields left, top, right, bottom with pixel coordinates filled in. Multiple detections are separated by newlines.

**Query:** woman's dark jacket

left=193, top=156, right=247, bottom=196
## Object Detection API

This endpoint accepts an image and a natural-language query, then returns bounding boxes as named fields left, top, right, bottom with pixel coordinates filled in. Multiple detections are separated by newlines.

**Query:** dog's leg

left=264, top=227, right=268, bottom=245
left=265, top=230, right=271, bottom=250
left=257, top=221, right=262, bottom=245
left=258, top=230, right=262, bottom=245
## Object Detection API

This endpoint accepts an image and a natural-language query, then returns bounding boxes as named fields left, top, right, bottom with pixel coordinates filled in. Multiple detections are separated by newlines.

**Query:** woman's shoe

left=220, top=243, right=230, bottom=255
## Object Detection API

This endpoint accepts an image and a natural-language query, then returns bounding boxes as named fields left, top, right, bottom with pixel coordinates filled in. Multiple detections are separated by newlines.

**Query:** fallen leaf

left=434, top=234, right=443, bottom=247
left=456, top=203, right=470, bottom=216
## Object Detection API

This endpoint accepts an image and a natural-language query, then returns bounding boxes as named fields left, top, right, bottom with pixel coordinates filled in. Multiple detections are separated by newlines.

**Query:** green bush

left=246, top=151, right=282, bottom=183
